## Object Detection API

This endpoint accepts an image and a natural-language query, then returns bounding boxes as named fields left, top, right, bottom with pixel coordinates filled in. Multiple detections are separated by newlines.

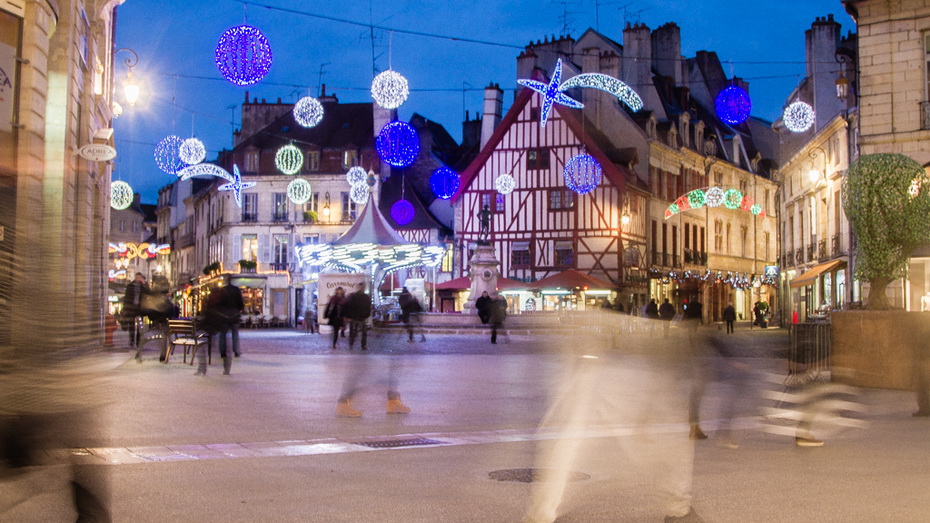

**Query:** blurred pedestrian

left=659, top=298, right=676, bottom=338
left=122, top=273, right=149, bottom=349
left=489, top=294, right=507, bottom=344
left=202, top=275, right=244, bottom=375
left=324, top=287, right=346, bottom=349
left=344, top=282, right=372, bottom=350
left=398, top=287, right=426, bottom=343
left=683, top=299, right=707, bottom=440
left=305, top=300, right=318, bottom=334
left=723, top=302, right=737, bottom=334
left=476, top=290, right=492, bottom=324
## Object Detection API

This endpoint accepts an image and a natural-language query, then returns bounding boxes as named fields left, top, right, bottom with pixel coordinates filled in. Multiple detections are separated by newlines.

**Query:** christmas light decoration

left=675, top=195, right=691, bottom=212
left=108, top=242, right=171, bottom=259
left=495, top=174, right=516, bottom=195
left=910, top=177, right=923, bottom=199
left=110, top=181, right=133, bottom=210
left=560, top=72, right=643, bottom=112
left=421, top=245, right=447, bottom=268
left=350, top=183, right=370, bottom=205
left=293, top=96, right=324, bottom=128
left=517, top=59, right=583, bottom=127
left=563, top=153, right=602, bottom=195
left=750, top=203, right=763, bottom=216
left=376, top=121, right=419, bottom=168
left=178, top=163, right=234, bottom=182
left=739, top=194, right=755, bottom=212
left=715, top=85, right=752, bottom=125
left=218, top=165, right=256, bottom=207
left=371, top=70, right=409, bottom=109
left=430, top=166, right=460, bottom=200
left=287, top=178, right=312, bottom=204
left=214, top=24, right=273, bottom=86
left=724, top=189, right=743, bottom=209
left=705, top=186, right=725, bottom=207
left=783, top=101, right=815, bottom=133
left=154, top=135, right=187, bottom=175
left=275, top=144, right=303, bottom=175
left=295, top=243, right=333, bottom=266
left=346, top=166, right=367, bottom=186
left=179, top=137, right=206, bottom=165
left=391, top=199, right=415, bottom=225
left=687, top=189, right=706, bottom=209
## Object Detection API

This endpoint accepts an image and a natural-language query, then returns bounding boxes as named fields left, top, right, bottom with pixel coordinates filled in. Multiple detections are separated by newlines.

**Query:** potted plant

left=238, top=259, right=257, bottom=272
left=303, top=210, right=318, bottom=223
left=202, top=261, right=221, bottom=276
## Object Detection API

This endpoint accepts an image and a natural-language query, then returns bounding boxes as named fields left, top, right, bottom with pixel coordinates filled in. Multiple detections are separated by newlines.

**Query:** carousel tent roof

left=331, top=197, right=409, bottom=247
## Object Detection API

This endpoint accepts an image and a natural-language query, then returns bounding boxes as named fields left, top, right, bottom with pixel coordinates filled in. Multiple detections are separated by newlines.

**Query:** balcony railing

left=796, top=248, right=804, bottom=265
left=818, top=239, right=827, bottom=260
left=269, top=262, right=288, bottom=272
left=241, top=213, right=258, bottom=223
left=832, top=233, right=844, bottom=256
left=807, top=243, right=816, bottom=262
left=272, top=214, right=288, bottom=222
left=921, top=101, right=930, bottom=130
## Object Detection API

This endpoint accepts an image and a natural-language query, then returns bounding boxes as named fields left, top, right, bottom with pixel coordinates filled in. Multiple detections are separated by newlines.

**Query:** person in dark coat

left=475, top=291, right=492, bottom=324
left=398, top=287, right=426, bottom=343
left=489, top=294, right=507, bottom=344
left=723, top=303, right=737, bottom=334
left=658, top=298, right=676, bottom=338
left=324, top=287, right=346, bottom=349
left=122, top=273, right=150, bottom=349
left=344, top=282, right=372, bottom=350
left=203, top=275, right=245, bottom=375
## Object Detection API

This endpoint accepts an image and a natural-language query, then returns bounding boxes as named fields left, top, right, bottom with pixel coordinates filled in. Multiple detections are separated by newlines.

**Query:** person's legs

left=491, top=323, right=498, bottom=344
left=218, top=330, right=228, bottom=359
left=348, top=320, right=358, bottom=348
left=331, top=322, right=340, bottom=348
left=230, top=322, right=240, bottom=357
left=360, top=320, right=368, bottom=350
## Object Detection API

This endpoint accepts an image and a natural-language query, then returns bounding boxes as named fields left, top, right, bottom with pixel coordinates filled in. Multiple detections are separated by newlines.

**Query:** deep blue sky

left=112, top=0, right=854, bottom=204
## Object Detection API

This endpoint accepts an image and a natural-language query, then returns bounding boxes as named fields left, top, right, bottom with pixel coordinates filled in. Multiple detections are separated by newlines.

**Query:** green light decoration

left=687, top=189, right=706, bottom=208
left=750, top=204, right=762, bottom=215
left=724, top=189, right=743, bottom=209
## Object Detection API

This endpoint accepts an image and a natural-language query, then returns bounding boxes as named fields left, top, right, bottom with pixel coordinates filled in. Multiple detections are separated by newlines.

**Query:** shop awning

left=789, top=259, right=846, bottom=288
left=527, top=269, right=617, bottom=291
left=433, top=276, right=527, bottom=291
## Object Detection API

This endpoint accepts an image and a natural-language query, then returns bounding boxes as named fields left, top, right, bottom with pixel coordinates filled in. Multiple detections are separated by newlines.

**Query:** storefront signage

left=764, top=265, right=780, bottom=279
left=318, top=272, right=366, bottom=332
left=78, top=143, right=117, bottom=162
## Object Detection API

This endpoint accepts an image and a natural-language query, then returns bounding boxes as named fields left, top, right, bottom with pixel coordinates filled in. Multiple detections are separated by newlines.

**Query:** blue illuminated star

left=517, top=58, right=583, bottom=127
left=218, top=164, right=256, bottom=207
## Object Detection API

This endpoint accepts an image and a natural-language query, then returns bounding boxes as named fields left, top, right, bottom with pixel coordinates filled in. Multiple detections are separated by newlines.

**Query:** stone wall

left=832, top=310, right=927, bottom=390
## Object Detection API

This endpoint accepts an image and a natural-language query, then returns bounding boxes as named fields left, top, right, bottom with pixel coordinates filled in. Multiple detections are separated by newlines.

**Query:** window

left=132, top=221, right=139, bottom=232
left=344, top=149, right=358, bottom=168
left=241, top=234, right=258, bottom=262
left=684, top=223, right=691, bottom=250
left=119, top=219, right=125, bottom=232
left=512, top=241, right=531, bottom=269
left=272, top=234, right=288, bottom=270
left=341, top=192, right=358, bottom=221
left=245, top=151, right=259, bottom=172
left=548, top=189, right=575, bottom=211
left=303, top=234, right=320, bottom=245
left=273, top=193, right=288, bottom=221
left=714, top=220, right=723, bottom=252
left=242, top=193, right=258, bottom=221
left=764, top=231, right=770, bottom=261
left=554, top=241, right=574, bottom=267
left=726, top=223, right=731, bottom=254
left=925, top=33, right=930, bottom=101
left=441, top=248, right=454, bottom=272
left=306, top=150, right=320, bottom=172
left=763, top=189, right=770, bottom=211
left=741, top=226, right=748, bottom=258
left=526, top=148, right=550, bottom=170
left=304, top=193, right=319, bottom=214
left=480, top=191, right=505, bottom=213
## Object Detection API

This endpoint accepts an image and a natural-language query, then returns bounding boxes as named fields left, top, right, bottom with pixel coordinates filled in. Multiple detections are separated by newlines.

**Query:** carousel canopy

left=332, top=196, right=408, bottom=247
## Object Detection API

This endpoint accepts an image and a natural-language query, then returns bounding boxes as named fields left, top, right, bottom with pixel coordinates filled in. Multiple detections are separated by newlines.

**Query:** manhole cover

left=488, top=468, right=591, bottom=483
left=355, top=436, right=445, bottom=449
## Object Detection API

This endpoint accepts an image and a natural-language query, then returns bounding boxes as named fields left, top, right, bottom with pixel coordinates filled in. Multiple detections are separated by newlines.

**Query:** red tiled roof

left=526, top=270, right=617, bottom=290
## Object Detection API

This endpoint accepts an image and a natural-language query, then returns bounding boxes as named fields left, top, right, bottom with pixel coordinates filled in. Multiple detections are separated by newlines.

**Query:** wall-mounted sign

left=764, top=265, right=780, bottom=279
left=78, top=144, right=117, bottom=162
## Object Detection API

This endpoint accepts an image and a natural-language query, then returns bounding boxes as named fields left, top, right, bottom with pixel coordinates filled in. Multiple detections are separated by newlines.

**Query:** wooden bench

left=165, top=319, right=212, bottom=365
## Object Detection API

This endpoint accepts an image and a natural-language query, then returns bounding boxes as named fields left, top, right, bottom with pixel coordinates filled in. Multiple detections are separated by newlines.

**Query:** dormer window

left=694, top=121, right=704, bottom=150
left=668, top=126, right=679, bottom=148
left=646, top=116, right=657, bottom=139
left=679, top=113, right=690, bottom=148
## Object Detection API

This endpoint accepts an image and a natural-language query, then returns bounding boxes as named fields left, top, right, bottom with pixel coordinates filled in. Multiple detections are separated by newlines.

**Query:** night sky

left=112, top=0, right=855, bottom=203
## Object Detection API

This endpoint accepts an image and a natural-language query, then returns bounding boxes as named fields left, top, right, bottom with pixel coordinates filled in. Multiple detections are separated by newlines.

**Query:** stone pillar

left=463, top=244, right=500, bottom=313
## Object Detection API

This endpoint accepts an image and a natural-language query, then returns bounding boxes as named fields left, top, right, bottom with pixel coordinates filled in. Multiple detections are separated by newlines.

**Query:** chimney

left=652, top=22, right=682, bottom=84
left=622, top=23, right=652, bottom=92
left=805, top=14, right=844, bottom=130
left=481, top=83, right=503, bottom=148
left=461, top=110, right=481, bottom=149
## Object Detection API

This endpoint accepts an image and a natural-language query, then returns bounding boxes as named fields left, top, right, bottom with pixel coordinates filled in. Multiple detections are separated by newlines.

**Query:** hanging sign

left=78, top=143, right=117, bottom=162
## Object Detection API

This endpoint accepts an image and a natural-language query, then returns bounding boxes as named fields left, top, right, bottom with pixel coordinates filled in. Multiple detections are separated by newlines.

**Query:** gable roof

left=232, top=99, right=375, bottom=153
left=527, top=269, right=617, bottom=290
left=378, top=174, right=449, bottom=233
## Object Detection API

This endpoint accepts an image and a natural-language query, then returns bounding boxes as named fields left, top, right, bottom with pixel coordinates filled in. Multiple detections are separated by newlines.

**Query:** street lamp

left=115, top=48, right=140, bottom=107
left=322, top=192, right=331, bottom=221
left=808, top=146, right=827, bottom=186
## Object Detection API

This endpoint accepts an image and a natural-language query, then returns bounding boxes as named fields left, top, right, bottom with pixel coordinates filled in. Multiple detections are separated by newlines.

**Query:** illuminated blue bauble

left=430, top=166, right=460, bottom=200
left=390, top=199, right=415, bottom=225
left=563, top=154, right=602, bottom=195
left=154, top=135, right=187, bottom=175
left=376, top=121, right=419, bottom=168
left=715, top=86, right=752, bottom=125
left=215, top=24, right=273, bottom=86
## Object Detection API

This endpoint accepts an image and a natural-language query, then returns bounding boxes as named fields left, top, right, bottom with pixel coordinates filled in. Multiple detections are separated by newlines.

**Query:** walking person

left=475, top=290, right=492, bottom=325
left=202, top=275, right=244, bottom=375
left=682, top=299, right=708, bottom=440
left=659, top=298, right=676, bottom=339
left=398, top=287, right=426, bottom=343
left=723, top=302, right=737, bottom=334
left=324, top=287, right=346, bottom=349
left=489, top=294, right=507, bottom=344
left=344, top=282, right=372, bottom=350
left=122, top=272, right=149, bottom=349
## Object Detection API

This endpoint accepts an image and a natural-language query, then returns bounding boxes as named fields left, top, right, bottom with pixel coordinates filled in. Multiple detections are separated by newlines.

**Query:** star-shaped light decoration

left=218, top=165, right=256, bottom=207
left=517, top=59, right=583, bottom=127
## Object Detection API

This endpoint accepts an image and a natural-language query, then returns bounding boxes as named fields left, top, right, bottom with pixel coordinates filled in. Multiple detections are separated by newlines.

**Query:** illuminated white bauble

left=294, top=96, right=324, bottom=128
left=350, top=183, right=370, bottom=205
left=179, top=138, right=206, bottom=165
left=783, top=101, right=815, bottom=133
left=111, top=181, right=133, bottom=210
left=287, top=178, right=312, bottom=204
left=705, top=186, right=725, bottom=207
left=275, top=144, right=304, bottom=175
left=346, top=166, right=367, bottom=186
left=495, top=174, right=516, bottom=195
left=371, top=70, right=409, bottom=109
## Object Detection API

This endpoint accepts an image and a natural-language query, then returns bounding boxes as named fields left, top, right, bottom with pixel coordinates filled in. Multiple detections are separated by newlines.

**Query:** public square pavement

left=7, top=323, right=930, bottom=522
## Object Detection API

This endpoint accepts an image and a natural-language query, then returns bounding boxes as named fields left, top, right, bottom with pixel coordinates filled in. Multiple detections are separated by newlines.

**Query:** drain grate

left=488, top=468, right=591, bottom=483
left=355, top=436, right=445, bottom=449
